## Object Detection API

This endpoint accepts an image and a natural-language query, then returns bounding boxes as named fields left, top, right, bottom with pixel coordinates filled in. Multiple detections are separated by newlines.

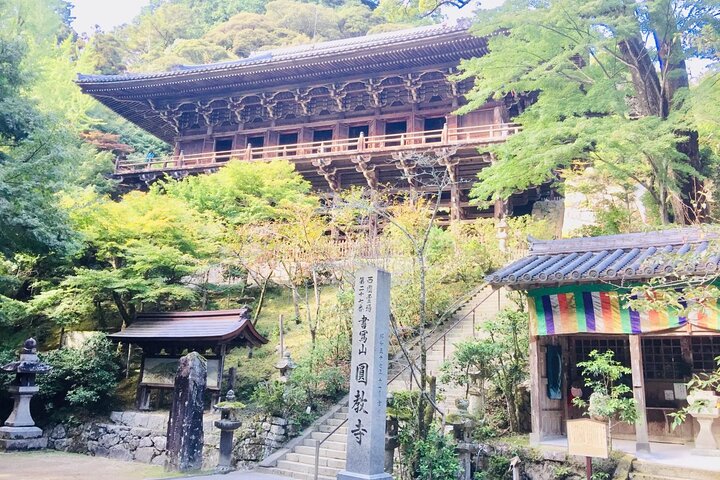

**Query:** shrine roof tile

left=108, top=307, right=267, bottom=345
left=486, top=228, right=720, bottom=289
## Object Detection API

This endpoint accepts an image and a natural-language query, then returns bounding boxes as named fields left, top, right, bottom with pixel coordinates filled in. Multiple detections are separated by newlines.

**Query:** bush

left=414, top=427, right=461, bottom=480
left=37, top=333, right=121, bottom=419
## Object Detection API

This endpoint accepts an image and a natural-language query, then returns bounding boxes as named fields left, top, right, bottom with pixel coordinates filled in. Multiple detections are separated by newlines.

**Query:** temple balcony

left=114, top=123, right=521, bottom=184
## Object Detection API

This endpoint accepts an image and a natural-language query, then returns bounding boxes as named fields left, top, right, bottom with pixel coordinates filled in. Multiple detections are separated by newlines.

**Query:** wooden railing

left=114, top=123, right=521, bottom=174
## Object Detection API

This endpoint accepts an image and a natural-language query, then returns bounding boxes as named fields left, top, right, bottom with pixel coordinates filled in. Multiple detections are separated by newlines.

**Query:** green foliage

left=473, top=454, right=510, bottom=480
left=460, top=0, right=719, bottom=224
left=670, top=355, right=720, bottom=429
left=252, top=333, right=350, bottom=426
left=161, top=160, right=316, bottom=225
left=573, top=350, right=637, bottom=425
left=37, top=333, right=122, bottom=418
left=94, top=0, right=392, bottom=72
left=441, top=307, right=529, bottom=433
left=413, top=427, right=461, bottom=480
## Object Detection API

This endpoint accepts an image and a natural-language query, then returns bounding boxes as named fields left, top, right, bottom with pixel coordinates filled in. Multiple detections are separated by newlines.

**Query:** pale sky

left=71, top=0, right=150, bottom=34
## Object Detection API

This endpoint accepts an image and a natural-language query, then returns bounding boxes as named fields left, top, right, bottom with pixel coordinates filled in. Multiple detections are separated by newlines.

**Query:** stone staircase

left=388, top=285, right=511, bottom=413
left=263, top=285, right=511, bottom=480
left=629, top=460, right=720, bottom=480
left=264, top=406, right=349, bottom=480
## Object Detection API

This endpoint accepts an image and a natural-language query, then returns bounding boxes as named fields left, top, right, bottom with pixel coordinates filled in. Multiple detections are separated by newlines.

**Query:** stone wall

left=472, top=442, right=620, bottom=480
left=44, top=410, right=290, bottom=470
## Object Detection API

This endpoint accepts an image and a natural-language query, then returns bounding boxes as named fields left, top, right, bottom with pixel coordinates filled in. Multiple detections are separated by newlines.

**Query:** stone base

left=692, top=448, right=720, bottom=457
left=0, top=426, right=43, bottom=439
left=337, top=471, right=393, bottom=480
left=0, top=426, right=47, bottom=451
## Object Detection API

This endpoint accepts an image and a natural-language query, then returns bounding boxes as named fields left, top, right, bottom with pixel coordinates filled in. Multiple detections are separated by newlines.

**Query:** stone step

left=332, top=412, right=348, bottom=420
left=266, top=467, right=336, bottom=480
left=631, top=461, right=719, bottom=480
left=318, top=425, right=347, bottom=435
left=325, top=418, right=345, bottom=427
left=310, top=432, right=346, bottom=443
left=295, top=445, right=347, bottom=459
left=277, top=459, right=341, bottom=477
left=286, top=452, right=346, bottom=469
left=303, top=439, right=346, bottom=452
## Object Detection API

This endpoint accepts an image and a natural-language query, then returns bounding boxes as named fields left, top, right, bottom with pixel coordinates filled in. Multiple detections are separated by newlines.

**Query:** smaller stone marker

left=166, top=351, right=207, bottom=472
left=338, top=267, right=392, bottom=480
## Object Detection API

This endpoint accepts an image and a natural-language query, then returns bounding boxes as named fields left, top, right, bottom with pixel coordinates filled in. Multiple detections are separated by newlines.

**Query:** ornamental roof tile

left=108, top=308, right=267, bottom=345
left=486, top=228, right=720, bottom=288
left=77, top=23, right=468, bottom=84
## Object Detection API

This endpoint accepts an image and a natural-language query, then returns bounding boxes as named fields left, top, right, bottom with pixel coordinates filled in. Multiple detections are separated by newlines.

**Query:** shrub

left=37, top=333, right=121, bottom=419
left=413, top=427, right=461, bottom=480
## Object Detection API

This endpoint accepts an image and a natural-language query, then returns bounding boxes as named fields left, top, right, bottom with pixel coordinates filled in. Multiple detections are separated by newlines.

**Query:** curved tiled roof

left=108, top=307, right=267, bottom=345
left=487, top=228, right=720, bottom=288
left=77, top=23, right=468, bottom=84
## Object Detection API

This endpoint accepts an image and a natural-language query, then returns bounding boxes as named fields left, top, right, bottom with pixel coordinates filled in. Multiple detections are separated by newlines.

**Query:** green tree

left=161, top=159, right=316, bottom=225
left=460, top=0, right=720, bottom=224
left=32, top=189, right=222, bottom=329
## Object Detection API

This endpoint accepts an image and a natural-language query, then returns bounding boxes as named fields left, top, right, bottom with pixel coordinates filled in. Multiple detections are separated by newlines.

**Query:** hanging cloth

left=546, top=344, right=562, bottom=400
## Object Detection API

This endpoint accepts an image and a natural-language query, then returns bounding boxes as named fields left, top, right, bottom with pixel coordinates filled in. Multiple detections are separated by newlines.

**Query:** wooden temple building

left=488, top=228, right=720, bottom=450
left=109, top=308, right=267, bottom=409
left=77, top=23, right=548, bottom=222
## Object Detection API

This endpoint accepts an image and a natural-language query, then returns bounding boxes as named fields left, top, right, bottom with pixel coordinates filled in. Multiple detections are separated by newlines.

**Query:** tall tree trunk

left=252, top=274, right=271, bottom=326
left=290, top=284, right=301, bottom=324
left=618, top=36, right=664, bottom=118
left=112, top=291, right=132, bottom=328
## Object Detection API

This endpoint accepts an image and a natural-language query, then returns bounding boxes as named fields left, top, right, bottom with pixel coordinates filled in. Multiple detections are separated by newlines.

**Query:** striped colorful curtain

left=529, top=288, right=720, bottom=336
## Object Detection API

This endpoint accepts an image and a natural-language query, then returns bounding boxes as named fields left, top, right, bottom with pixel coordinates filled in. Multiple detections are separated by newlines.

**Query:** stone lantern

left=0, top=338, right=52, bottom=451
left=275, top=349, right=296, bottom=383
left=213, top=389, right=243, bottom=473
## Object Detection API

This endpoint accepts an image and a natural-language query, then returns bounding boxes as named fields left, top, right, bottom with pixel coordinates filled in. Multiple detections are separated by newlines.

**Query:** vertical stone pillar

left=166, top=352, right=207, bottom=472
left=338, top=267, right=392, bottom=480
left=629, top=335, right=650, bottom=453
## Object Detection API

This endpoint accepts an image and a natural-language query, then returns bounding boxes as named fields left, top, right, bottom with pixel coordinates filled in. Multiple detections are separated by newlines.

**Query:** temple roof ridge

left=76, top=22, right=468, bottom=84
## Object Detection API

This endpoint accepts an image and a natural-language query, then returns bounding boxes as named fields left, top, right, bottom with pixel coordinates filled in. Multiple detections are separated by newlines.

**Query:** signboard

left=141, top=357, right=221, bottom=390
left=337, top=267, right=392, bottom=480
left=567, top=419, right=609, bottom=459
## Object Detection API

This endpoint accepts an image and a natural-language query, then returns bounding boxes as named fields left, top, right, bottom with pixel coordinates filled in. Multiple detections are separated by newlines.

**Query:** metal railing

left=114, top=123, right=522, bottom=174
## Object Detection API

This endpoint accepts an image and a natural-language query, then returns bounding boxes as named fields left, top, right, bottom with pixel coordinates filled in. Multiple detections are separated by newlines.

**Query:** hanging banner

left=529, top=287, right=720, bottom=336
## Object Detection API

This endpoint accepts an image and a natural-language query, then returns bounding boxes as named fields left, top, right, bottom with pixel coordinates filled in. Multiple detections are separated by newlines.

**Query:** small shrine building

left=109, top=308, right=267, bottom=410
left=487, top=228, right=720, bottom=450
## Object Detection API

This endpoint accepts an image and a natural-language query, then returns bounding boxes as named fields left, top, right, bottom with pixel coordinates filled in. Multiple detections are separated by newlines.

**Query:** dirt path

left=0, top=451, right=175, bottom=480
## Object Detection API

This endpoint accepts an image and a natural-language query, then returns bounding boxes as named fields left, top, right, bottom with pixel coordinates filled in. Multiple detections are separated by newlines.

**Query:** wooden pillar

left=629, top=335, right=651, bottom=453
left=529, top=335, right=543, bottom=444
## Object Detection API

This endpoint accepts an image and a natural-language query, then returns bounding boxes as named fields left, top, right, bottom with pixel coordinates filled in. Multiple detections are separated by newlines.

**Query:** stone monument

left=0, top=338, right=52, bottom=451
left=338, top=267, right=392, bottom=480
left=166, top=351, right=207, bottom=471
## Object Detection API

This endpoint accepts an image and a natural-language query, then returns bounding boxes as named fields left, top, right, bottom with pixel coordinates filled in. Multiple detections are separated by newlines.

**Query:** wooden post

left=358, top=132, right=365, bottom=152
left=279, top=314, right=285, bottom=358
left=585, top=457, right=592, bottom=480
left=629, top=335, right=651, bottom=453
left=529, top=335, right=543, bottom=444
